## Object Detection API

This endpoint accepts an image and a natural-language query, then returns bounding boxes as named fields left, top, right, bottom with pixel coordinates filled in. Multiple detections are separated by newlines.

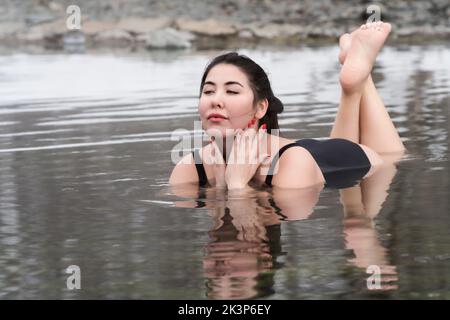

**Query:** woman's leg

left=360, top=74, right=406, bottom=153
left=330, top=90, right=362, bottom=143
left=332, top=23, right=406, bottom=153
left=330, top=26, right=376, bottom=143
left=339, top=161, right=400, bottom=290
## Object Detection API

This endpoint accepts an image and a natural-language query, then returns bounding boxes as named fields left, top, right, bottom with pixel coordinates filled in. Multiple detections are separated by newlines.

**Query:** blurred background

left=0, top=1, right=448, bottom=299
left=0, top=0, right=449, bottom=51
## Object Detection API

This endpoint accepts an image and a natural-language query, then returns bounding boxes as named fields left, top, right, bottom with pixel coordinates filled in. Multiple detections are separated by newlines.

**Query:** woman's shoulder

left=256, top=135, right=325, bottom=188
left=169, top=144, right=215, bottom=186
left=169, top=151, right=198, bottom=185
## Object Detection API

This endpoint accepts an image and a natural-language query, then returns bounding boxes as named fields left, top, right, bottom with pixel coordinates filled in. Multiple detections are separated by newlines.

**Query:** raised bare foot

left=339, top=21, right=391, bottom=93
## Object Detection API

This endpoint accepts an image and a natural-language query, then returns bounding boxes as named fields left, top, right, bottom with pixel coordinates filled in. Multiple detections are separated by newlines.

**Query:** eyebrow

left=203, top=81, right=244, bottom=87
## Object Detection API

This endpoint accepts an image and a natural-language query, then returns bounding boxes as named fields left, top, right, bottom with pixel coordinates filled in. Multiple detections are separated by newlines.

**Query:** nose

left=210, top=91, right=224, bottom=109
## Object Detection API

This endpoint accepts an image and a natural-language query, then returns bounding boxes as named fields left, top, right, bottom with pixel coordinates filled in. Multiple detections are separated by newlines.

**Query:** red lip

left=207, top=113, right=228, bottom=120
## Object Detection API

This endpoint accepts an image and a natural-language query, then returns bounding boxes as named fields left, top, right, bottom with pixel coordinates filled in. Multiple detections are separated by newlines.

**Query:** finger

left=211, top=139, right=225, bottom=165
left=236, top=130, right=246, bottom=165
left=250, top=133, right=259, bottom=165
left=241, top=133, right=252, bottom=166
left=241, top=131, right=251, bottom=165
left=244, top=119, right=257, bottom=143
left=202, top=137, right=214, bottom=165
left=228, top=130, right=238, bottom=164
left=236, top=129, right=246, bottom=163
left=240, top=123, right=254, bottom=156
left=245, top=118, right=257, bottom=137
left=258, top=151, right=271, bottom=167
left=257, top=124, right=268, bottom=158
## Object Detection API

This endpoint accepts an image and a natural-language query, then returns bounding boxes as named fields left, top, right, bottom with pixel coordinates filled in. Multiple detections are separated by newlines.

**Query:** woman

left=169, top=21, right=405, bottom=190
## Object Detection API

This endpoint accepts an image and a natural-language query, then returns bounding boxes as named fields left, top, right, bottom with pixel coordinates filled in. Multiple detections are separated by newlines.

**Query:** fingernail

left=261, top=124, right=267, bottom=130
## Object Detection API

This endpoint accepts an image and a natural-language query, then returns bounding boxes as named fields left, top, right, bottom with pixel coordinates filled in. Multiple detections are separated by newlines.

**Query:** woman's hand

left=223, top=120, right=271, bottom=190
left=210, top=137, right=227, bottom=189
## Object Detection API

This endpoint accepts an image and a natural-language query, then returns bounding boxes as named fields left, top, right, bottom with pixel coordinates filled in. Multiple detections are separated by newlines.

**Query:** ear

left=255, top=98, right=269, bottom=119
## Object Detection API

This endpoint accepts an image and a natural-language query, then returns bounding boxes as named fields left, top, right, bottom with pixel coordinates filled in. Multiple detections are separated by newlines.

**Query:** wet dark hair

left=200, top=52, right=283, bottom=134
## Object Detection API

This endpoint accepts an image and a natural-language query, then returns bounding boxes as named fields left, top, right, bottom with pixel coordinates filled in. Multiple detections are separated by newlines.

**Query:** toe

left=375, top=21, right=382, bottom=31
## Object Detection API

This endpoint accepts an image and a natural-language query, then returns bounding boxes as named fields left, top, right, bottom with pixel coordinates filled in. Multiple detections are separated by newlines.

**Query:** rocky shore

left=1, top=0, right=449, bottom=51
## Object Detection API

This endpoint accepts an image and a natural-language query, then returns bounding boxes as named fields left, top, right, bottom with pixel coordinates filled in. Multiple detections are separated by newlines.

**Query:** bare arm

left=169, top=153, right=199, bottom=186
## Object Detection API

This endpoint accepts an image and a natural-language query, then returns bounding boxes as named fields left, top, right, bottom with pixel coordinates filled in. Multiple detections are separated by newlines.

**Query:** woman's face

left=198, top=63, right=255, bottom=137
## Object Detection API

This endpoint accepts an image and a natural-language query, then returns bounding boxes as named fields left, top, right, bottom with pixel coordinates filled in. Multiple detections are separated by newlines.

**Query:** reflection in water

left=0, top=45, right=448, bottom=298
left=172, top=188, right=285, bottom=299
left=340, top=155, right=403, bottom=291
left=203, top=205, right=281, bottom=299
left=172, top=151, right=404, bottom=299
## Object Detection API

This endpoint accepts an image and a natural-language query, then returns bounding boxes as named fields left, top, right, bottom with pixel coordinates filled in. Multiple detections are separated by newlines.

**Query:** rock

left=16, top=31, right=46, bottom=42
left=396, top=26, right=423, bottom=37
left=94, top=29, right=133, bottom=44
left=25, top=13, right=57, bottom=26
left=64, top=31, right=86, bottom=53
left=238, top=29, right=253, bottom=39
left=0, top=22, right=26, bottom=37
left=1, top=0, right=449, bottom=48
left=433, top=25, right=450, bottom=37
left=15, top=18, right=66, bottom=43
left=27, top=18, right=67, bottom=36
left=247, top=23, right=305, bottom=39
left=311, top=24, right=344, bottom=38
left=82, top=20, right=117, bottom=36
left=48, top=1, right=65, bottom=13
left=395, top=24, right=450, bottom=38
left=175, top=18, right=237, bottom=36
left=116, top=17, right=172, bottom=34
left=64, top=30, right=86, bottom=46
left=140, top=28, right=194, bottom=49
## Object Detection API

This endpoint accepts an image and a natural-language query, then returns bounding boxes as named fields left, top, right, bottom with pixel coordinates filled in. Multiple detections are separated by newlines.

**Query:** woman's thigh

left=358, top=144, right=384, bottom=178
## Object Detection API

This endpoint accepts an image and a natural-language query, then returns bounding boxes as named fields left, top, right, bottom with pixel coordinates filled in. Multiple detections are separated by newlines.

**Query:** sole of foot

left=339, top=21, right=391, bottom=93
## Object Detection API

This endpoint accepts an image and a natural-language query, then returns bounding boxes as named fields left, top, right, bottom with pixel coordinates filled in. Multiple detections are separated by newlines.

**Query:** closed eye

left=227, top=91, right=238, bottom=94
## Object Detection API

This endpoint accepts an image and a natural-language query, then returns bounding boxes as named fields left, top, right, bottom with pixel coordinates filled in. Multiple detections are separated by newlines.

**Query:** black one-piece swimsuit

left=192, top=138, right=371, bottom=189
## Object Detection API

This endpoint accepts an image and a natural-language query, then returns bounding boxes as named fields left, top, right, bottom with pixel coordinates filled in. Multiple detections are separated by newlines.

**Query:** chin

left=205, top=126, right=236, bottom=138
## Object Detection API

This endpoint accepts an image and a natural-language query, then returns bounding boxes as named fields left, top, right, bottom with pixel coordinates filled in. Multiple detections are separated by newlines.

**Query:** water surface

left=0, top=45, right=448, bottom=299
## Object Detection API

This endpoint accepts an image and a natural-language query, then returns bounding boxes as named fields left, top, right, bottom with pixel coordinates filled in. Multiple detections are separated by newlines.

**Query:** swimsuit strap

left=193, top=149, right=208, bottom=187
left=265, top=142, right=303, bottom=187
